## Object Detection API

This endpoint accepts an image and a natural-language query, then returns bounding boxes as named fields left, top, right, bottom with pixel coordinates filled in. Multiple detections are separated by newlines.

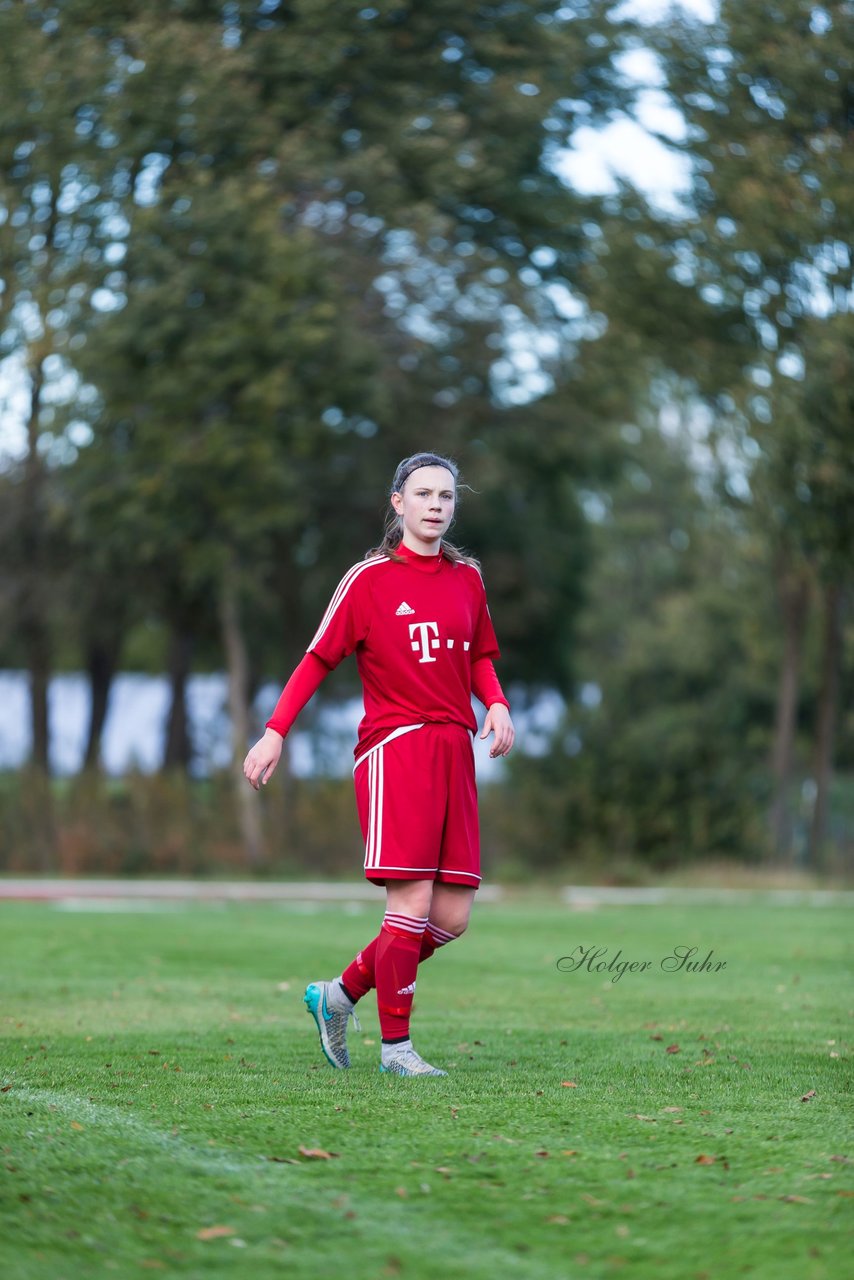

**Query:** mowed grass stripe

left=1, top=899, right=852, bottom=1280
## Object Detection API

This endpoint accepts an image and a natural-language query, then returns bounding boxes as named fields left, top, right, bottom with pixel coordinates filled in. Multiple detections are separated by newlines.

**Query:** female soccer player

left=243, top=451, right=514, bottom=1076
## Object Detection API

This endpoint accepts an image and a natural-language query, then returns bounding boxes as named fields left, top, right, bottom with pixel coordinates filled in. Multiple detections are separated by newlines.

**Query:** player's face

left=392, top=466, right=456, bottom=547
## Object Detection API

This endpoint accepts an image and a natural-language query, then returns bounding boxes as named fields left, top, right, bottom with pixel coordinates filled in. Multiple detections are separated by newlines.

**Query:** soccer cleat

left=379, top=1044, right=448, bottom=1077
left=304, top=980, right=361, bottom=1069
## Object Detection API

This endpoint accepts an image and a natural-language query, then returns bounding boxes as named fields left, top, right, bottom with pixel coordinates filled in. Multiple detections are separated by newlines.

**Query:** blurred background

left=0, top=0, right=851, bottom=882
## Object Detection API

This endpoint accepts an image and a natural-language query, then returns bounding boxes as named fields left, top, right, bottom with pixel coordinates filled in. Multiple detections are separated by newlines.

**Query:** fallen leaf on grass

left=695, top=1154, right=716, bottom=1165
left=561, top=1081, right=578, bottom=1088
left=547, top=1215, right=570, bottom=1225
left=196, top=1226, right=235, bottom=1240
left=632, top=1114, right=657, bottom=1122
left=266, top=1156, right=300, bottom=1164
left=562, top=1150, right=580, bottom=1157
left=779, top=1195, right=812, bottom=1204
left=800, top=1090, right=816, bottom=1102
left=70, top=1122, right=84, bottom=1131
left=534, top=1150, right=550, bottom=1158
left=1, top=1085, right=11, bottom=1093
left=297, top=1146, right=339, bottom=1160
left=661, top=1106, right=682, bottom=1113
left=666, top=1044, right=680, bottom=1054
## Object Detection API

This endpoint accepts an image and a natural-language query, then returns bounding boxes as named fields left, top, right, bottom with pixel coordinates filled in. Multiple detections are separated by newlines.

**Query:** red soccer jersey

left=306, top=543, right=501, bottom=759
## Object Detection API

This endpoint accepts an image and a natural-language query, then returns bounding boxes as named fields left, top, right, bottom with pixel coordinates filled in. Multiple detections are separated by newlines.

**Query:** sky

left=0, top=0, right=716, bottom=465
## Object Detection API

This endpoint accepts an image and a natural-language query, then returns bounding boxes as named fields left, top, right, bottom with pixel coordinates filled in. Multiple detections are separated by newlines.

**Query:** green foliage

left=500, top=420, right=782, bottom=866
left=1, top=0, right=851, bottom=866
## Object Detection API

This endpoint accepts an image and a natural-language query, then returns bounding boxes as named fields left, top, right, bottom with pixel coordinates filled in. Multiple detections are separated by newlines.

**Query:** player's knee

left=429, top=914, right=468, bottom=940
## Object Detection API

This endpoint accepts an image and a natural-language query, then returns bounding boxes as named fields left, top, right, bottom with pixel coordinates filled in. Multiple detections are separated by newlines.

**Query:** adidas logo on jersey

left=395, top=601, right=415, bottom=616
left=397, top=981, right=417, bottom=996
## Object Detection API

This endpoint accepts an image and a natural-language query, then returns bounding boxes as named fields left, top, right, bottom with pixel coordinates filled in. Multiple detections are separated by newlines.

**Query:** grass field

left=1, top=894, right=851, bottom=1279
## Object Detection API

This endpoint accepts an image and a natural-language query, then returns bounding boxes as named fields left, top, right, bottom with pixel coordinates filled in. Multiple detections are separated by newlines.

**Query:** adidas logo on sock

left=395, top=601, right=415, bottom=616
left=397, top=981, right=417, bottom=996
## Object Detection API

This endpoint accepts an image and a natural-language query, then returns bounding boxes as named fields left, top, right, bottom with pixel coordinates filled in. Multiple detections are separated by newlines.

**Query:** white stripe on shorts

left=365, top=744, right=386, bottom=870
left=353, top=723, right=424, bottom=774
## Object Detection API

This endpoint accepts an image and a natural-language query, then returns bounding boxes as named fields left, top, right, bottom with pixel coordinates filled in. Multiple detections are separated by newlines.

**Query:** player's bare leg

left=426, top=883, right=476, bottom=938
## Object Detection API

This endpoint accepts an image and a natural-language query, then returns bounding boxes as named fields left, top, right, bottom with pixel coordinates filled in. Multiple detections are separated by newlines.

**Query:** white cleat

left=379, top=1043, right=447, bottom=1077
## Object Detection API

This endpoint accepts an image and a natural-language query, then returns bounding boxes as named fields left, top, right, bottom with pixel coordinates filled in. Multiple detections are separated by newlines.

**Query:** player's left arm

left=471, top=654, right=514, bottom=758
left=468, top=571, right=515, bottom=758
left=480, top=701, right=515, bottom=758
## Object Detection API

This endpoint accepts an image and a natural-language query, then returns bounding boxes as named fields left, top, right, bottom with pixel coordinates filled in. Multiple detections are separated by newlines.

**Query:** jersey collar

left=394, top=541, right=445, bottom=574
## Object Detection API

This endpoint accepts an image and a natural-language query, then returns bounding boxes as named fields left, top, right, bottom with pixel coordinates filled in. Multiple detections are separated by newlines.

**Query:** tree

left=581, top=0, right=853, bottom=859
left=503, top=405, right=776, bottom=867
left=0, top=3, right=118, bottom=781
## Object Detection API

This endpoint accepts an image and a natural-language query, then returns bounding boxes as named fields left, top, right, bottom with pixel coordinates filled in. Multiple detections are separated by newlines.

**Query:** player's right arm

left=243, top=560, right=375, bottom=790
left=243, top=652, right=330, bottom=790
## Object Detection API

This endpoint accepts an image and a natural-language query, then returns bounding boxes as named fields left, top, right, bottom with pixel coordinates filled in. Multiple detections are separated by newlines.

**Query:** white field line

left=4, top=1085, right=289, bottom=1180
left=563, top=885, right=854, bottom=907
left=0, top=878, right=503, bottom=904
left=1, top=878, right=850, bottom=907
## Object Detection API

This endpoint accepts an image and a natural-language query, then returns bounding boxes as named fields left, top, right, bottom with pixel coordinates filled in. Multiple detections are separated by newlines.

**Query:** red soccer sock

left=341, top=919, right=457, bottom=1002
left=374, top=913, right=428, bottom=1041
left=340, top=935, right=381, bottom=1002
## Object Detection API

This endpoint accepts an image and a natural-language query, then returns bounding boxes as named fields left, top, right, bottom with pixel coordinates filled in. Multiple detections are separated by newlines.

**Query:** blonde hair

left=365, top=451, right=480, bottom=568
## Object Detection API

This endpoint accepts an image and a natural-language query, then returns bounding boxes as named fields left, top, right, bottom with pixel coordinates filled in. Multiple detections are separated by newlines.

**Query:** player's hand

left=480, top=703, right=515, bottom=758
left=243, top=729, right=284, bottom=790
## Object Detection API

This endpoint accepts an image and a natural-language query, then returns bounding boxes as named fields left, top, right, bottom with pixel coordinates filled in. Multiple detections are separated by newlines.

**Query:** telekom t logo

left=409, top=621, right=440, bottom=663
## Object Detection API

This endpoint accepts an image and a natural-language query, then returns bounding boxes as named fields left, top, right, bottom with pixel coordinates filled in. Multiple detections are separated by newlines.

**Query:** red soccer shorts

left=353, top=722, right=481, bottom=888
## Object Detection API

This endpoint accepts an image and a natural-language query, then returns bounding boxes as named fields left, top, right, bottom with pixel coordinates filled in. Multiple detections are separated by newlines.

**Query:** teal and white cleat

left=379, top=1042, right=447, bottom=1077
left=304, top=980, right=361, bottom=1069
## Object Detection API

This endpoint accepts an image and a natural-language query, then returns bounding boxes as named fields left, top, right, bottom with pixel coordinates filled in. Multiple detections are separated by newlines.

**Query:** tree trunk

left=219, top=561, right=264, bottom=865
left=163, top=627, right=193, bottom=770
left=24, top=620, right=51, bottom=774
left=19, top=354, right=56, bottom=868
left=768, top=563, right=810, bottom=860
left=22, top=357, right=51, bottom=774
left=83, top=635, right=120, bottom=770
left=808, top=582, right=843, bottom=867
